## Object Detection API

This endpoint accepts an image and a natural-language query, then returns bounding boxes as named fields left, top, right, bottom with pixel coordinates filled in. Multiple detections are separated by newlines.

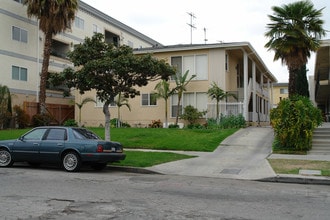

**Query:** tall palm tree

left=207, top=82, right=238, bottom=120
left=0, top=85, right=12, bottom=129
left=75, top=97, right=96, bottom=127
left=265, top=0, right=326, bottom=97
left=173, top=70, right=196, bottom=125
left=154, top=79, right=174, bottom=128
left=114, top=92, right=131, bottom=127
left=24, top=0, right=78, bottom=114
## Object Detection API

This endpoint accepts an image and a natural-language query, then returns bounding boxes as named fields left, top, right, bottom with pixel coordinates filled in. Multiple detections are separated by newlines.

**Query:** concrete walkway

left=147, top=126, right=276, bottom=180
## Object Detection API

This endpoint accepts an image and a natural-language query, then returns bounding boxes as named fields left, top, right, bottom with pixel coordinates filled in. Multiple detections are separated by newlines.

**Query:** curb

left=107, top=165, right=162, bottom=175
left=258, top=175, right=330, bottom=186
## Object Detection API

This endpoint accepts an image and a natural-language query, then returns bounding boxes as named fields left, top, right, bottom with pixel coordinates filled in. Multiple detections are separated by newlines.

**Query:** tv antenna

left=187, top=12, right=196, bottom=44
left=204, top=27, right=208, bottom=44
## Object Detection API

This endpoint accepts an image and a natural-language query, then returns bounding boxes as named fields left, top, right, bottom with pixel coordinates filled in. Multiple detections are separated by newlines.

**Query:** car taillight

left=97, top=145, right=103, bottom=153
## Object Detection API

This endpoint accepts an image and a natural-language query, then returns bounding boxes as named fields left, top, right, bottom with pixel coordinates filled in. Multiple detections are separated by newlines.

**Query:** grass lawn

left=0, top=127, right=238, bottom=167
left=268, top=159, right=330, bottom=176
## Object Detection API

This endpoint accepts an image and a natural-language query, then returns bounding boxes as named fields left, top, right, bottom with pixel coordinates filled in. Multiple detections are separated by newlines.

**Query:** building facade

left=271, top=83, right=289, bottom=108
left=1, top=0, right=159, bottom=122
left=78, top=43, right=277, bottom=127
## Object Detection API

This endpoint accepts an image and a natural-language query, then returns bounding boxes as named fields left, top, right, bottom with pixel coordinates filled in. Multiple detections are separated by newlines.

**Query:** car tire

left=0, top=149, right=14, bottom=167
left=91, top=163, right=107, bottom=171
left=62, top=151, right=81, bottom=172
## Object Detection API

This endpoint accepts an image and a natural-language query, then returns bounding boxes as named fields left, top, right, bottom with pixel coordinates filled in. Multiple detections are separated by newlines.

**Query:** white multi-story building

left=1, top=0, right=160, bottom=123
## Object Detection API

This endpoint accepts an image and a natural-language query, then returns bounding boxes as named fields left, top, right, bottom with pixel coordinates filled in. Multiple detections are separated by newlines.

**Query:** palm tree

left=265, top=0, right=326, bottom=97
left=0, top=85, right=12, bottom=129
left=75, top=97, right=96, bottom=127
left=154, top=79, right=174, bottom=128
left=114, top=92, right=131, bottom=127
left=207, top=82, right=238, bottom=120
left=173, top=70, right=196, bottom=125
left=24, top=0, right=78, bottom=114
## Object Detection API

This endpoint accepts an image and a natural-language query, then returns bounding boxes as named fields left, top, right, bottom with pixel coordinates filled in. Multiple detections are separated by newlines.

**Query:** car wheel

left=0, top=149, right=14, bottom=167
left=91, top=163, right=107, bottom=171
left=62, top=151, right=81, bottom=172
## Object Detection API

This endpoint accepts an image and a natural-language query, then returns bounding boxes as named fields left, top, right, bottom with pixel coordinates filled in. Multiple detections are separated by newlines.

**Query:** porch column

left=243, top=51, right=248, bottom=120
left=260, top=73, right=264, bottom=121
left=267, top=78, right=271, bottom=121
left=252, top=62, right=256, bottom=122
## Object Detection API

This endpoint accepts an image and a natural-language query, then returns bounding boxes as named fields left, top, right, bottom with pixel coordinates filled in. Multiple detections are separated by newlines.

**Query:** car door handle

left=33, top=143, right=39, bottom=146
left=57, top=143, right=63, bottom=146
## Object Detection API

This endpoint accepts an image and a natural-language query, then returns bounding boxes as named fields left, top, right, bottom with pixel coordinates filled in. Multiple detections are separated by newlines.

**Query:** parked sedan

left=0, top=126, right=126, bottom=172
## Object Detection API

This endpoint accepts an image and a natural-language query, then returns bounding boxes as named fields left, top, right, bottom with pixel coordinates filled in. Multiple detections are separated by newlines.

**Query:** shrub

left=63, top=119, right=78, bottom=127
left=110, top=118, right=131, bottom=128
left=168, top=124, right=179, bottom=129
left=180, top=105, right=206, bottom=125
left=149, top=119, right=162, bottom=128
left=13, top=105, right=30, bottom=128
left=270, top=95, right=322, bottom=151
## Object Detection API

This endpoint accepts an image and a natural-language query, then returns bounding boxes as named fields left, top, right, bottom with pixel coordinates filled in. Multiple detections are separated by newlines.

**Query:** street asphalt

left=115, top=126, right=330, bottom=185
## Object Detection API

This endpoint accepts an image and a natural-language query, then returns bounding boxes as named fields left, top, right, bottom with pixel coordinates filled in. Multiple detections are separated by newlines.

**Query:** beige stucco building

left=271, top=83, right=288, bottom=108
left=79, top=43, right=277, bottom=127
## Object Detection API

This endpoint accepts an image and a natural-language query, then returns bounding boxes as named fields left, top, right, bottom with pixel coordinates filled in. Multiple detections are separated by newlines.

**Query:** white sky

left=82, top=0, right=330, bottom=83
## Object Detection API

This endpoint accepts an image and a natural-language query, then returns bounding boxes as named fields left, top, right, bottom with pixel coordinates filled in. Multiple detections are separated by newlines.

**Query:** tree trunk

left=288, top=68, right=298, bottom=97
left=175, top=96, right=182, bottom=125
left=103, top=101, right=111, bottom=141
left=39, top=31, right=52, bottom=115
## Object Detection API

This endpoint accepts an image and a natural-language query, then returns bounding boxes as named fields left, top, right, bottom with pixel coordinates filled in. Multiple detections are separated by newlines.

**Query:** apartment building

left=271, top=83, right=289, bottom=108
left=1, top=0, right=160, bottom=123
left=1, top=0, right=277, bottom=127
left=78, top=43, right=277, bottom=127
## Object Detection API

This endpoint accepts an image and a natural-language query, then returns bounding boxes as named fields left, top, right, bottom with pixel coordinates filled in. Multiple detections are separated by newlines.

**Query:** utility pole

left=187, top=12, right=196, bottom=44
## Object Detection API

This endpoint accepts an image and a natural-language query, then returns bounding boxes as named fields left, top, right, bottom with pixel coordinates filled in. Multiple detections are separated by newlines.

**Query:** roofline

left=79, top=1, right=162, bottom=47
left=134, top=42, right=277, bottom=82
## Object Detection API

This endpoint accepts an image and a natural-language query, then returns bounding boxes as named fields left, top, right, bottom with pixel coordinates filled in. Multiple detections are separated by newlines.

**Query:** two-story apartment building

left=78, top=43, right=277, bottom=127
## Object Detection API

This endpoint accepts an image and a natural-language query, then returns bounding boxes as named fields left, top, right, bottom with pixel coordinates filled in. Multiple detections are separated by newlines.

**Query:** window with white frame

left=171, top=92, right=207, bottom=117
left=12, top=26, right=27, bottom=43
left=280, top=88, right=288, bottom=94
left=92, top=24, right=101, bottom=33
left=170, top=54, right=208, bottom=80
left=12, top=66, right=27, bottom=81
left=74, top=16, right=84, bottom=29
left=142, top=93, right=157, bottom=106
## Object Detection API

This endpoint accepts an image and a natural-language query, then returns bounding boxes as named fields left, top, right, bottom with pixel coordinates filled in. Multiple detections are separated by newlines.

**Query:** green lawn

left=0, top=127, right=238, bottom=167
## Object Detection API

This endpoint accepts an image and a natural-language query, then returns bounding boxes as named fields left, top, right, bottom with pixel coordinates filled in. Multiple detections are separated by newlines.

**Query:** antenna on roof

left=187, top=12, right=196, bottom=44
left=204, top=27, right=208, bottom=44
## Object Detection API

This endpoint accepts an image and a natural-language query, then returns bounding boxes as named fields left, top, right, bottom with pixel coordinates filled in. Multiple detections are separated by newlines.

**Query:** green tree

left=65, top=33, right=175, bottom=140
left=154, top=80, right=174, bottom=128
left=0, top=85, right=12, bottom=129
left=207, top=82, right=238, bottom=120
left=75, top=97, right=96, bottom=127
left=180, top=105, right=206, bottom=126
left=172, top=70, right=196, bottom=125
left=265, top=0, right=326, bottom=96
left=24, top=0, right=78, bottom=114
left=114, top=92, right=131, bottom=128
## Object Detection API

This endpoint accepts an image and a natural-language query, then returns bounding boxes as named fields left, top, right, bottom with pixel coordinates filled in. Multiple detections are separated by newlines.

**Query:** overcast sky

left=82, top=0, right=330, bottom=83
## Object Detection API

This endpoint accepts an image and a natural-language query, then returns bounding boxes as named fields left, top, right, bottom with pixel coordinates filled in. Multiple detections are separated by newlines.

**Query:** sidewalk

left=117, top=126, right=330, bottom=185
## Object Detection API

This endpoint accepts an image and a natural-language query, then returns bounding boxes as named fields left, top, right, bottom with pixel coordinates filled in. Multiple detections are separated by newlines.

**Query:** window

left=12, top=66, right=27, bottom=81
left=280, top=88, right=288, bottom=94
left=23, top=128, right=47, bottom=141
left=13, top=0, right=24, bottom=4
left=74, top=16, right=84, bottom=29
left=142, top=93, right=157, bottom=106
left=171, top=54, right=208, bottom=80
left=12, top=26, right=27, bottom=43
left=93, top=24, right=101, bottom=33
left=45, top=129, right=66, bottom=141
left=171, top=92, right=207, bottom=117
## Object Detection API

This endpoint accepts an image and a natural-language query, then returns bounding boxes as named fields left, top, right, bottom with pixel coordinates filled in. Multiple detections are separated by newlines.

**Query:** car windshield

left=72, top=128, right=100, bottom=140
